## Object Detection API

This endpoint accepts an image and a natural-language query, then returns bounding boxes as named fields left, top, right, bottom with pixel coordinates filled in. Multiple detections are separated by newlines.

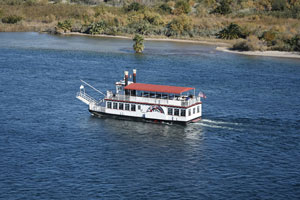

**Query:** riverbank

left=216, top=47, right=300, bottom=59
left=59, top=32, right=231, bottom=47
left=56, top=32, right=300, bottom=59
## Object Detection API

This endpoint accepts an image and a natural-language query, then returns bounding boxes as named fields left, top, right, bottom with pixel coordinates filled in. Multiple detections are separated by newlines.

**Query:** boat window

left=188, top=109, right=191, bottom=116
left=113, top=102, right=118, bottom=109
left=181, top=109, right=186, bottom=116
left=107, top=101, right=112, bottom=109
left=119, top=103, right=124, bottom=110
left=125, top=104, right=130, bottom=111
left=193, top=107, right=195, bottom=114
left=174, top=109, right=179, bottom=116
left=138, top=105, right=141, bottom=110
left=168, top=108, right=173, bottom=115
left=197, top=106, right=200, bottom=113
left=131, top=104, right=136, bottom=111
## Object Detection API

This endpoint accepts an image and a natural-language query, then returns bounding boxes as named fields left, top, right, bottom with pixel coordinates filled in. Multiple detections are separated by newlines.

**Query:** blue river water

left=0, top=32, right=299, bottom=199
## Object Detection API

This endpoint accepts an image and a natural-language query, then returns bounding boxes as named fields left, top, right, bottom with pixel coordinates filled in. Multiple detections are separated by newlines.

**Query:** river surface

left=0, top=32, right=299, bottom=199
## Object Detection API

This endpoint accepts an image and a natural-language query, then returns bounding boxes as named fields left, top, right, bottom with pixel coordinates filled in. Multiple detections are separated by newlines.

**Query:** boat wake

left=194, top=118, right=242, bottom=131
left=201, top=119, right=241, bottom=126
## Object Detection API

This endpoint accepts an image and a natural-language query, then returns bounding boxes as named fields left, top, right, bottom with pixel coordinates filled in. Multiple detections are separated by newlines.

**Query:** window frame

left=180, top=109, right=186, bottom=116
left=168, top=108, right=173, bottom=115
left=119, top=103, right=124, bottom=110
left=131, top=104, right=136, bottom=111
left=174, top=108, right=179, bottom=116
left=107, top=101, right=112, bottom=109
left=113, top=102, right=118, bottom=109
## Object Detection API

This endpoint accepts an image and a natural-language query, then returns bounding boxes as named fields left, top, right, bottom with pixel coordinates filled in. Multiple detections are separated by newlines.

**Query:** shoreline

left=35, top=31, right=300, bottom=59
left=60, top=32, right=300, bottom=59
left=60, top=32, right=231, bottom=47
left=216, top=47, right=300, bottom=59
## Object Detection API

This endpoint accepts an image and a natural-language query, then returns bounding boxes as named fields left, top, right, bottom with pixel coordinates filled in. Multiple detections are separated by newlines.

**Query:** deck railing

left=89, top=103, right=106, bottom=112
left=106, top=94, right=201, bottom=107
left=76, top=91, right=98, bottom=105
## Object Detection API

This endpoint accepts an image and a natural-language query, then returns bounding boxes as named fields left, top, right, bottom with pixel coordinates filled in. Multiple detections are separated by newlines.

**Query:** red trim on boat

left=191, top=117, right=201, bottom=123
left=124, top=83, right=194, bottom=94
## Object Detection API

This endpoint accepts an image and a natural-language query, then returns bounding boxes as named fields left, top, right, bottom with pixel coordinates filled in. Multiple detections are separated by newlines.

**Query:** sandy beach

left=216, top=47, right=300, bottom=59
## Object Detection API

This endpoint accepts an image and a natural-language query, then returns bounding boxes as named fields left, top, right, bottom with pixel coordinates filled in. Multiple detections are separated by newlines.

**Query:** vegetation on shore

left=0, top=0, right=300, bottom=52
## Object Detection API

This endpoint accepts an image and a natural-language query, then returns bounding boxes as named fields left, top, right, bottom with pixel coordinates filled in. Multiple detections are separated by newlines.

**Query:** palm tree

left=133, top=34, right=144, bottom=53
left=217, top=23, right=244, bottom=40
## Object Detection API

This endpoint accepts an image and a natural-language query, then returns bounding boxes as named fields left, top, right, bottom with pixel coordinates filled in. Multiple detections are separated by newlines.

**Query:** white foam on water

left=201, top=119, right=241, bottom=126
left=194, top=119, right=242, bottom=131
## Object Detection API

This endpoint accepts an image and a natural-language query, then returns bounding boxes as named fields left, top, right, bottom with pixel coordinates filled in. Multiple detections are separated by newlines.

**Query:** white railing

left=76, top=91, right=98, bottom=105
left=106, top=94, right=201, bottom=107
left=89, top=103, right=106, bottom=112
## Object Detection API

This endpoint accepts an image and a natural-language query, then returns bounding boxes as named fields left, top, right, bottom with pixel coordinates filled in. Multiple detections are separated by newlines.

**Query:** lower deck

left=89, top=109, right=201, bottom=125
left=89, top=100, right=202, bottom=123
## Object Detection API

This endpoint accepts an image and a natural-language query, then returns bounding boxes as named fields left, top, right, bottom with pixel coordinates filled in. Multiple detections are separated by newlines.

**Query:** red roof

left=124, top=83, right=194, bottom=94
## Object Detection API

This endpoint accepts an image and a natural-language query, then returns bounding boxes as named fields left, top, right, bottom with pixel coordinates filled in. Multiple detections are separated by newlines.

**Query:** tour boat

left=76, top=70, right=205, bottom=125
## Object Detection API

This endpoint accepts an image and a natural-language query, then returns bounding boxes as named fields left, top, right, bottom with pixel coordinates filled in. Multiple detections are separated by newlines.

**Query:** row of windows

left=107, top=101, right=200, bottom=116
left=107, top=101, right=140, bottom=111
left=168, top=106, right=200, bottom=117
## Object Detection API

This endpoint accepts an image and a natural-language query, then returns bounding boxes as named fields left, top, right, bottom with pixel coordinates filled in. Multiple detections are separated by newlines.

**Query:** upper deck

left=124, top=83, right=195, bottom=94
left=106, top=82, right=201, bottom=107
left=105, top=94, right=201, bottom=107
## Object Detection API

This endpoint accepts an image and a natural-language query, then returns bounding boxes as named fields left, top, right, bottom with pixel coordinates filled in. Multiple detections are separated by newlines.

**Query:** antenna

left=80, top=80, right=105, bottom=96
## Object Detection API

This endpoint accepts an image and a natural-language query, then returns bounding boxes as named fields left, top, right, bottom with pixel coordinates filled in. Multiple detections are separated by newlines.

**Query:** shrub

left=173, top=0, right=191, bottom=15
left=143, top=11, right=164, bottom=26
left=271, top=39, right=293, bottom=51
left=2, top=15, right=22, bottom=24
left=166, top=15, right=192, bottom=37
left=25, top=0, right=38, bottom=6
left=271, top=0, right=286, bottom=11
left=159, top=3, right=172, bottom=14
left=261, top=30, right=277, bottom=46
left=126, top=2, right=145, bottom=12
left=57, top=20, right=72, bottom=32
left=212, top=0, right=231, bottom=15
left=232, top=35, right=267, bottom=51
left=130, top=20, right=151, bottom=35
left=216, top=23, right=245, bottom=40
left=86, top=21, right=107, bottom=35
left=287, top=34, right=300, bottom=51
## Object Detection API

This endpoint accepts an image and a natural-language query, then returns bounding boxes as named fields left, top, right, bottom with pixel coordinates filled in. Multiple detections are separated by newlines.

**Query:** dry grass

left=0, top=3, right=299, bottom=41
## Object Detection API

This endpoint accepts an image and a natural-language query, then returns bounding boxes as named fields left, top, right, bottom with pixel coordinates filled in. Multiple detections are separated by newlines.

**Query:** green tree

left=217, top=23, right=245, bottom=40
left=133, top=34, right=144, bottom=53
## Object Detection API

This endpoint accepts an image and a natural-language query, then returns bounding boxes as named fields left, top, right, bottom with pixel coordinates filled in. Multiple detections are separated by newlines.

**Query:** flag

left=198, top=92, right=206, bottom=98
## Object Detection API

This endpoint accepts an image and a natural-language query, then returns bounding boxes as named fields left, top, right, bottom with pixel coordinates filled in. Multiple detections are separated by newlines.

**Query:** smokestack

left=132, top=69, right=137, bottom=96
left=124, top=71, right=129, bottom=86
left=124, top=71, right=129, bottom=95
left=133, top=69, right=137, bottom=83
